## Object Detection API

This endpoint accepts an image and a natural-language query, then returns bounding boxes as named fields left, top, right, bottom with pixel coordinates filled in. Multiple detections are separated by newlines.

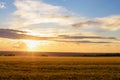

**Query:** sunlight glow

left=26, top=29, right=55, bottom=37
left=23, top=40, right=40, bottom=51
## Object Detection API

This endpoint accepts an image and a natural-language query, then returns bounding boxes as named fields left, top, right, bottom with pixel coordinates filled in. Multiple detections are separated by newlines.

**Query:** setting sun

left=23, top=40, right=39, bottom=51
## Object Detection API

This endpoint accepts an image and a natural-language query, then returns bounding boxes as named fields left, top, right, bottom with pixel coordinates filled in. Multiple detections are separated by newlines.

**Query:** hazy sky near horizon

left=0, top=0, right=120, bottom=52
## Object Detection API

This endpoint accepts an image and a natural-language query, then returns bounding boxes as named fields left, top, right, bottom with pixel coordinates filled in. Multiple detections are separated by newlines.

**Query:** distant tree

left=41, top=54, right=48, bottom=57
left=4, top=54, right=15, bottom=56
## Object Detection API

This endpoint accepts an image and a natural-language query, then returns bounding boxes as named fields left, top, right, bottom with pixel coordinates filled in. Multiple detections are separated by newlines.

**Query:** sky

left=0, top=0, right=120, bottom=52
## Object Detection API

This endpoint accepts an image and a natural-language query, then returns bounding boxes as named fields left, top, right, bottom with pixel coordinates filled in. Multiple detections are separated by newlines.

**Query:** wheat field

left=0, top=56, right=120, bottom=80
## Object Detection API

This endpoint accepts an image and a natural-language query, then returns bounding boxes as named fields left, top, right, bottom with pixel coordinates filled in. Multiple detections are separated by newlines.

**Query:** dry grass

left=0, top=56, right=120, bottom=80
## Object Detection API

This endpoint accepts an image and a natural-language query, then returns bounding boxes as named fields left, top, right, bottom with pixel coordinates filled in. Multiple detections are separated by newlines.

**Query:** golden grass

left=0, top=56, right=120, bottom=80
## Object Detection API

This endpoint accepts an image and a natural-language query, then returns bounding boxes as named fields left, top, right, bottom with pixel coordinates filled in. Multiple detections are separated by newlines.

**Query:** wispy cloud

left=10, top=0, right=120, bottom=32
left=10, top=0, right=77, bottom=28
left=0, top=2, right=6, bottom=9
left=56, top=35, right=119, bottom=44
left=0, top=29, right=54, bottom=40
left=0, top=29, right=119, bottom=44
left=72, top=15, right=120, bottom=31
left=59, top=35, right=118, bottom=40
left=54, top=40, right=112, bottom=44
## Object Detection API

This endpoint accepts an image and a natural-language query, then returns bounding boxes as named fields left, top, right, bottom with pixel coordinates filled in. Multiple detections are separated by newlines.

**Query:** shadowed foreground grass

left=0, top=56, right=120, bottom=80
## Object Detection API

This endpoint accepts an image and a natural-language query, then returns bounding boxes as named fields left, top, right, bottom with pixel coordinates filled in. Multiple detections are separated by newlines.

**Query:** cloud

left=11, top=0, right=120, bottom=31
left=55, top=34, right=119, bottom=44
left=0, top=29, right=54, bottom=40
left=0, top=2, right=6, bottom=9
left=10, top=0, right=77, bottom=28
left=13, top=41, right=27, bottom=49
left=54, top=40, right=112, bottom=44
left=0, top=29, right=119, bottom=44
left=59, top=35, right=118, bottom=40
left=72, top=15, right=120, bottom=31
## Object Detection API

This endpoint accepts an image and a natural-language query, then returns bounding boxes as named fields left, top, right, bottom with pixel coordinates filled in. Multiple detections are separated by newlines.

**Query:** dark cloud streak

left=54, top=40, right=111, bottom=44
left=0, top=29, right=54, bottom=40
left=59, top=35, right=118, bottom=40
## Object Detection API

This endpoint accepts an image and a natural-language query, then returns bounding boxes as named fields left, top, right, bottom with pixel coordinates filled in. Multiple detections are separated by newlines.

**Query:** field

left=0, top=56, right=120, bottom=80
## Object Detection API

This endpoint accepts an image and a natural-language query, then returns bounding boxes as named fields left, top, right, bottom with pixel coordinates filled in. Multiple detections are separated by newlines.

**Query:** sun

left=23, top=40, right=39, bottom=51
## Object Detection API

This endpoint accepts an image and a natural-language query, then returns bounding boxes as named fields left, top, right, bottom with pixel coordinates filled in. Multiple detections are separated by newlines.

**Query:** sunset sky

left=0, top=0, right=120, bottom=52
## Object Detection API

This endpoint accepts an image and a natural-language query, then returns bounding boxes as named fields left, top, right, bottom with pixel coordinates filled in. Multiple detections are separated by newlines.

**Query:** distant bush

left=4, top=54, right=15, bottom=56
left=41, top=54, right=48, bottom=57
